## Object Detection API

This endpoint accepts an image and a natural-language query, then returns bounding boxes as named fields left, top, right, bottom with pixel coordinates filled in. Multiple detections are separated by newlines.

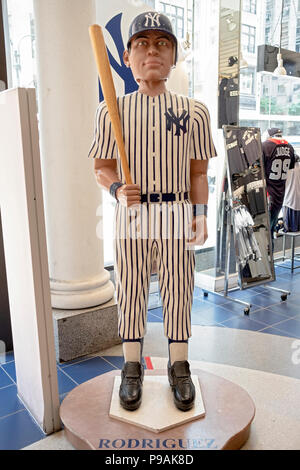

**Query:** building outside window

left=240, top=0, right=300, bottom=154
left=243, top=0, right=256, bottom=14
left=296, top=18, right=300, bottom=52
left=159, top=2, right=185, bottom=38
left=3, top=0, right=35, bottom=88
left=241, top=24, right=256, bottom=54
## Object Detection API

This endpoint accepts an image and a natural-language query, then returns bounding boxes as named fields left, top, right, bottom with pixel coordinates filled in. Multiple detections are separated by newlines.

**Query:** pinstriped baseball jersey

left=88, top=90, right=217, bottom=189
left=89, top=90, right=217, bottom=341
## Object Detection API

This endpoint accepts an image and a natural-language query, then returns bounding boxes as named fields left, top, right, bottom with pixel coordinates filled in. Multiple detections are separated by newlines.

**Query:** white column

left=33, top=0, right=114, bottom=309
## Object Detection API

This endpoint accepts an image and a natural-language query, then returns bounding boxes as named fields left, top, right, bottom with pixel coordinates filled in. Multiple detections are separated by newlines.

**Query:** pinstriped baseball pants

left=113, top=201, right=195, bottom=341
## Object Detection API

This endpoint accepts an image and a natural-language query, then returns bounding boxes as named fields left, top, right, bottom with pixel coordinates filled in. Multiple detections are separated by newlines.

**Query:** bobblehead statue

left=89, top=12, right=217, bottom=412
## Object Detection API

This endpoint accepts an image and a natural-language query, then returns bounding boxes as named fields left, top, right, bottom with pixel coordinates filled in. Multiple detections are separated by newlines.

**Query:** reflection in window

left=243, top=0, right=256, bottom=14
left=296, top=18, right=300, bottom=52
left=241, top=24, right=256, bottom=54
left=240, top=67, right=255, bottom=95
left=159, top=2, right=185, bottom=39
left=5, top=0, right=35, bottom=88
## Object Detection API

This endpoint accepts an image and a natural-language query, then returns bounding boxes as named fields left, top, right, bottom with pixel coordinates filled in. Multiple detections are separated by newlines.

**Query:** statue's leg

left=156, top=203, right=196, bottom=411
left=114, top=205, right=151, bottom=410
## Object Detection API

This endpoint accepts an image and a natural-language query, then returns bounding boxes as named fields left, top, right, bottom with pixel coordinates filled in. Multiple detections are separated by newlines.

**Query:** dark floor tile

left=193, top=305, right=237, bottom=324
left=0, top=409, right=45, bottom=450
left=0, top=368, right=13, bottom=389
left=0, top=385, right=24, bottom=419
left=250, top=309, right=289, bottom=326
left=61, top=356, right=116, bottom=384
left=220, top=316, right=268, bottom=332
left=2, top=362, right=16, bottom=383
left=259, top=326, right=299, bottom=339
left=276, top=270, right=300, bottom=281
left=224, top=289, right=261, bottom=302
left=269, top=302, right=300, bottom=318
left=191, top=298, right=220, bottom=314
left=251, top=286, right=268, bottom=294
left=147, top=312, right=163, bottom=323
left=148, top=307, right=163, bottom=318
left=268, top=279, right=293, bottom=292
left=244, top=293, right=282, bottom=308
left=220, top=300, right=261, bottom=315
left=100, top=356, right=124, bottom=370
left=266, top=317, right=300, bottom=339
left=56, top=368, right=78, bottom=395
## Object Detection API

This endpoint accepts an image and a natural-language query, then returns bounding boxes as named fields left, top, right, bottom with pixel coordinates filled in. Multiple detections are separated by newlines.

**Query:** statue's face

left=123, top=30, right=175, bottom=83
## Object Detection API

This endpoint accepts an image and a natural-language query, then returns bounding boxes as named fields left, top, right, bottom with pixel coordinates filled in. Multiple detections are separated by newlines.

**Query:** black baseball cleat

left=119, top=361, right=144, bottom=411
left=168, top=360, right=195, bottom=411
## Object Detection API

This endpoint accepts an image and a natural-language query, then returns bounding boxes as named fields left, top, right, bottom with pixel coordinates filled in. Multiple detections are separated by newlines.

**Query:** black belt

left=141, top=192, right=189, bottom=203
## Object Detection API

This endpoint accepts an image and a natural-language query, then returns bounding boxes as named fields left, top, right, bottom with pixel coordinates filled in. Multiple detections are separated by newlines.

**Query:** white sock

left=122, top=341, right=142, bottom=363
left=169, top=341, right=188, bottom=365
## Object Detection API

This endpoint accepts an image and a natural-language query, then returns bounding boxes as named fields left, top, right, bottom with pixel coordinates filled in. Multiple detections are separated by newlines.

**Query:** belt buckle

left=148, top=192, right=162, bottom=203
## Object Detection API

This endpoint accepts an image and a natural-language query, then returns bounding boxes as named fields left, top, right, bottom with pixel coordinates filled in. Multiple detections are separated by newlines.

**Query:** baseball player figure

left=262, top=128, right=296, bottom=249
left=89, top=11, right=217, bottom=411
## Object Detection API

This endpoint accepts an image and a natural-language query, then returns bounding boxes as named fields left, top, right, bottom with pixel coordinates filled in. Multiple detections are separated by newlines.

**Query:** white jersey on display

left=283, top=162, right=300, bottom=211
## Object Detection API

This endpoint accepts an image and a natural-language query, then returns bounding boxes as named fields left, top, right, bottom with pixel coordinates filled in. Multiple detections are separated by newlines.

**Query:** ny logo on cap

left=144, top=12, right=161, bottom=28
left=165, top=108, right=190, bottom=136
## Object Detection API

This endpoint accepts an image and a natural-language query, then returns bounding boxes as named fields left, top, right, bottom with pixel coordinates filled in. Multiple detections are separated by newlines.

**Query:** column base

left=50, top=270, right=115, bottom=310
left=53, top=296, right=121, bottom=363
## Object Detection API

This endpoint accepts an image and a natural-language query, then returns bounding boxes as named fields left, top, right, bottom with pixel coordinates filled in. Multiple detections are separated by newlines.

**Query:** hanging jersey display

left=218, top=78, right=228, bottom=128
left=223, top=125, right=275, bottom=289
left=232, top=205, right=262, bottom=267
left=244, top=166, right=265, bottom=217
left=283, top=162, right=300, bottom=232
left=218, top=77, right=239, bottom=128
left=225, top=129, right=248, bottom=174
left=225, top=78, right=239, bottom=126
left=262, top=138, right=296, bottom=209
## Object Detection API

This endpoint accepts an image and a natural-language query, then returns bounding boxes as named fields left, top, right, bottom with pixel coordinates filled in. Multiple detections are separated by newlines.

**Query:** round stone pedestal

left=60, top=369, right=255, bottom=450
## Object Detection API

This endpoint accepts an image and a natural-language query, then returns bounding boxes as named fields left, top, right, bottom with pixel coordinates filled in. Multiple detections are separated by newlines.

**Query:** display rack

left=203, top=202, right=291, bottom=316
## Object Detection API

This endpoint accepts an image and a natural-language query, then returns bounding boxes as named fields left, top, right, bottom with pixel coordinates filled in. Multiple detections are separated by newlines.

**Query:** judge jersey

left=262, top=138, right=296, bottom=209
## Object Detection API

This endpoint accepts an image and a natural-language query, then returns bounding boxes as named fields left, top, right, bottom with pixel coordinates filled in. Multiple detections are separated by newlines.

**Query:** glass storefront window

left=7, top=0, right=300, bottom=268
left=240, top=0, right=300, bottom=156
left=241, top=24, right=256, bottom=54
left=243, top=0, right=257, bottom=14
left=4, top=0, right=35, bottom=88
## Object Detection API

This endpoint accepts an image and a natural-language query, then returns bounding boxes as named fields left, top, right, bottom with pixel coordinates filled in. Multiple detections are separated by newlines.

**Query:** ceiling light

left=273, top=0, right=287, bottom=76
left=226, top=17, right=237, bottom=32
left=273, top=53, right=287, bottom=76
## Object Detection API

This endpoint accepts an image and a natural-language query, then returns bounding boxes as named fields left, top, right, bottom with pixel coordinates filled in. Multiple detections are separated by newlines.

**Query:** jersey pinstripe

left=89, top=90, right=217, bottom=341
left=88, top=90, right=217, bottom=192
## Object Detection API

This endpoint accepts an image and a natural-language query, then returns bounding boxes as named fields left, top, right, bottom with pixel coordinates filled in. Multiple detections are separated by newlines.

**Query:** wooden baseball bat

left=89, top=24, right=132, bottom=185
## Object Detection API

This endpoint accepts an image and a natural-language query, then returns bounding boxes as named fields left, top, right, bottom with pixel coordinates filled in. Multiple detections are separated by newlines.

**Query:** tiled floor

left=0, top=262, right=300, bottom=450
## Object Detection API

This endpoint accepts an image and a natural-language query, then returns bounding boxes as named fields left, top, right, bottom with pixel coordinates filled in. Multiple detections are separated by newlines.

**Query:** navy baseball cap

left=267, top=128, right=283, bottom=137
left=127, top=11, right=178, bottom=63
